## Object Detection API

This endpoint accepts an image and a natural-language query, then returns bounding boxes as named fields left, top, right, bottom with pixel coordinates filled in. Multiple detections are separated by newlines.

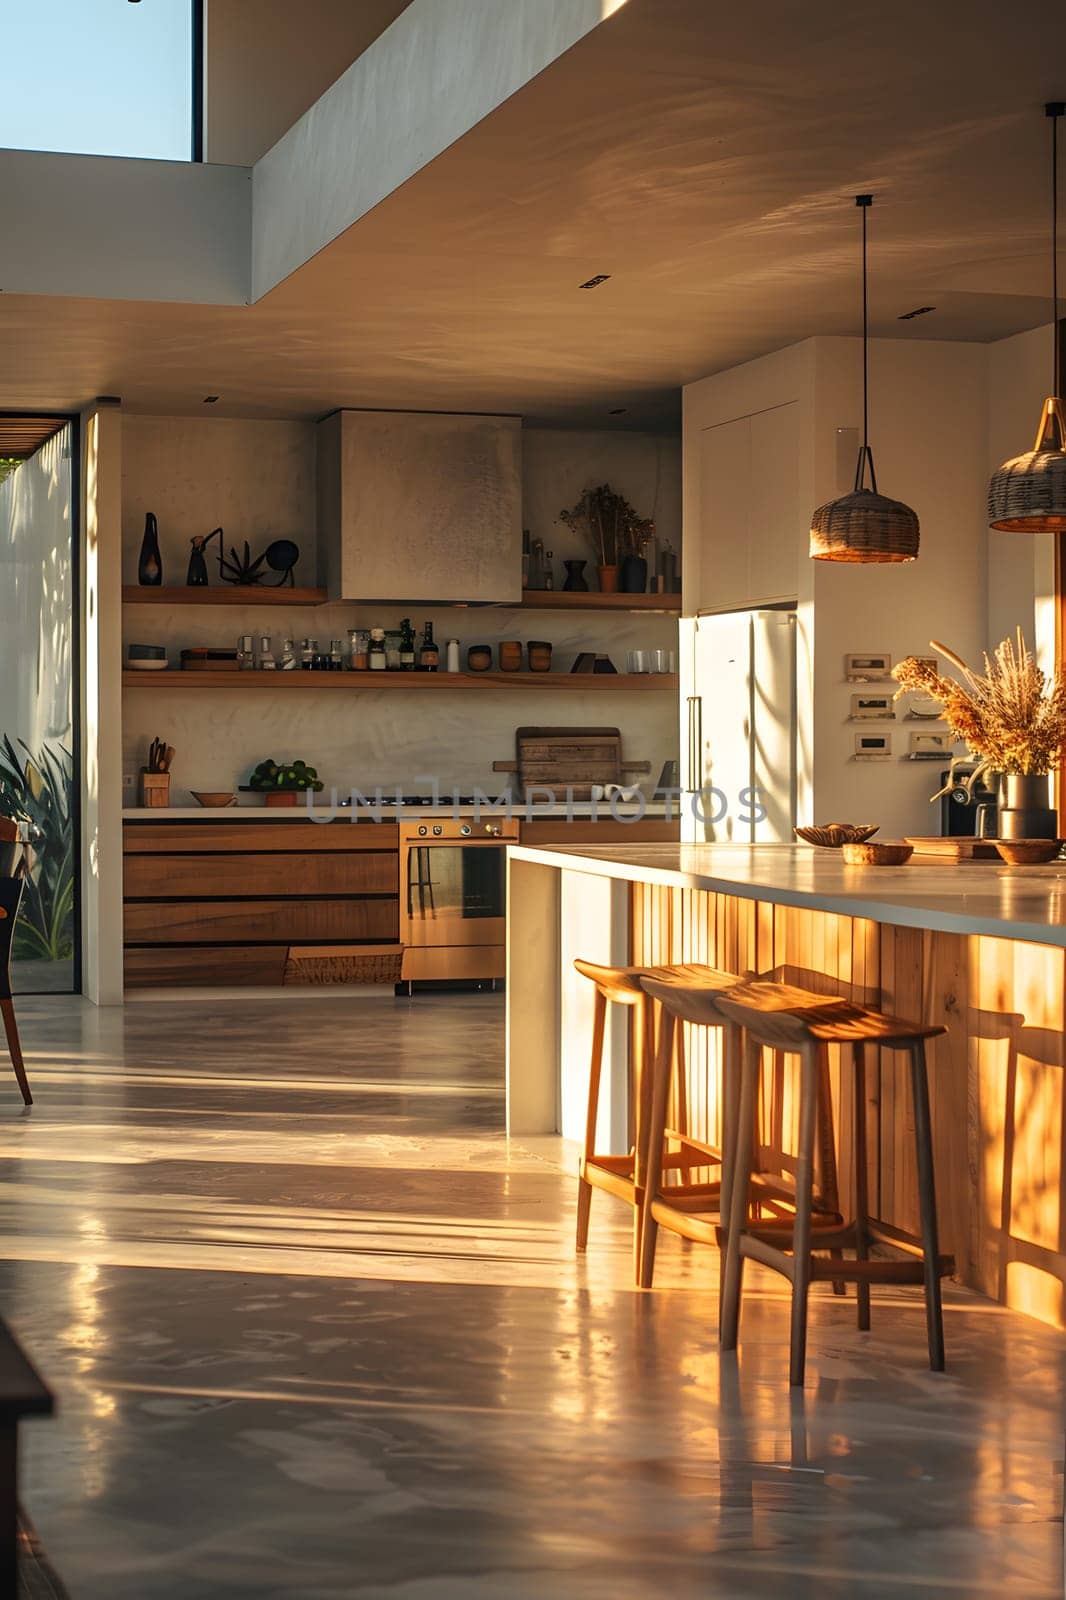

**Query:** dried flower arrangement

left=558, top=484, right=655, bottom=567
left=892, top=630, right=1066, bottom=793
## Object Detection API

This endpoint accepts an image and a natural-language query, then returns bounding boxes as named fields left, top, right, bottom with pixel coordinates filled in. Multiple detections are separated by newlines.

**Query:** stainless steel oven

left=399, top=817, right=520, bottom=983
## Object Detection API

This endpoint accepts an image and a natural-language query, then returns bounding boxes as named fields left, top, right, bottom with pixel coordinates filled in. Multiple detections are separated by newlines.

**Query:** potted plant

left=248, top=758, right=325, bottom=808
left=0, top=738, right=74, bottom=961
left=558, top=484, right=656, bottom=594
left=893, top=631, right=1066, bottom=839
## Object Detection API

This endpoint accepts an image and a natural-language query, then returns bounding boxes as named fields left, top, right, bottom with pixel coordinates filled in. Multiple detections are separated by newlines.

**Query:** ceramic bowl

left=994, top=839, right=1063, bottom=865
left=127, top=657, right=170, bottom=671
left=191, top=791, right=236, bottom=808
left=795, top=823, right=879, bottom=849
left=842, top=840, right=913, bottom=866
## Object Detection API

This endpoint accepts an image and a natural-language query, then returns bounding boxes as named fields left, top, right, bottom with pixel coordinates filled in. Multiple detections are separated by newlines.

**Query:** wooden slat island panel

left=507, top=841, right=1066, bottom=1331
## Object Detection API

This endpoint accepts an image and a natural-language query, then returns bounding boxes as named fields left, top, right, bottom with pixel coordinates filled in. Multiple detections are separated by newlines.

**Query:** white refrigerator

left=679, top=609, right=797, bottom=843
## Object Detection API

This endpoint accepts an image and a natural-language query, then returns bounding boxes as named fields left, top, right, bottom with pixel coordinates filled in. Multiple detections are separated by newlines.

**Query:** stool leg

left=0, top=1001, right=30, bottom=1108
left=789, top=1043, right=819, bottom=1388
left=638, top=1008, right=675, bottom=1288
left=717, top=1020, right=742, bottom=1239
left=909, top=1041, right=945, bottom=1372
left=576, top=988, right=607, bottom=1252
left=853, top=1041, right=871, bottom=1332
left=816, top=1044, right=846, bottom=1297
left=630, top=994, right=653, bottom=1276
left=720, top=1031, right=759, bottom=1352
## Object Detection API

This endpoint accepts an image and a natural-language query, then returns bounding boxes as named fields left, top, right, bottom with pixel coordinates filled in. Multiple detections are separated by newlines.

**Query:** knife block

left=140, top=772, right=170, bottom=808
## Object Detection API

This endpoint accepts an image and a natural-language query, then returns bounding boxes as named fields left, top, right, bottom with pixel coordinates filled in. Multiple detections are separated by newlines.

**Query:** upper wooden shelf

left=123, top=670, right=678, bottom=692
left=121, top=587, right=682, bottom=613
left=519, top=591, right=681, bottom=612
left=123, top=586, right=328, bottom=607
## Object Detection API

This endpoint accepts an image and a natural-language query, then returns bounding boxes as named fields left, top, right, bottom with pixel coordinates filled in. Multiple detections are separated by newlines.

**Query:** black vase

left=999, top=773, right=1057, bottom=840
left=562, top=559, right=589, bottom=592
left=138, top=513, right=163, bottom=586
left=620, top=554, right=648, bottom=594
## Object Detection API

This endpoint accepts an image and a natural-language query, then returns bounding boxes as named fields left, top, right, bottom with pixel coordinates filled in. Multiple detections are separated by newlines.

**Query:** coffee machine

left=939, top=767, right=999, bottom=837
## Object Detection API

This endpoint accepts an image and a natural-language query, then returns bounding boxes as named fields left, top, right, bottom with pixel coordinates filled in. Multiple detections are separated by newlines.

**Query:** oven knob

left=460, top=824, right=472, bottom=837
left=484, top=823, right=501, bottom=837
left=418, top=825, right=428, bottom=837
left=433, top=825, right=443, bottom=836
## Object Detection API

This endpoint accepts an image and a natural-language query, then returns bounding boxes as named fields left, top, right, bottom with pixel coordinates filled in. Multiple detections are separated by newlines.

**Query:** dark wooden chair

left=0, top=1317, right=53, bottom=1595
left=0, top=875, right=32, bottom=1105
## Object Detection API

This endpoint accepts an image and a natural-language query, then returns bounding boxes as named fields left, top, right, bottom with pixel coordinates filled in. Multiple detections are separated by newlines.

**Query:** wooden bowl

left=191, top=791, right=236, bottom=808
left=842, top=840, right=913, bottom=866
left=994, top=839, right=1063, bottom=865
left=795, top=823, right=880, bottom=849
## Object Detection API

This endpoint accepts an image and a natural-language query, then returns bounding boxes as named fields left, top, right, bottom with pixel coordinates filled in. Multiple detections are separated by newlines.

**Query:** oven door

left=403, top=840, right=508, bottom=948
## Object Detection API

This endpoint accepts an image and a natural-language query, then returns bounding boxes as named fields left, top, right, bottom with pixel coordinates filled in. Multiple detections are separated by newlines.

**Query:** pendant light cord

left=856, top=194, right=873, bottom=488
left=1053, top=104, right=1061, bottom=398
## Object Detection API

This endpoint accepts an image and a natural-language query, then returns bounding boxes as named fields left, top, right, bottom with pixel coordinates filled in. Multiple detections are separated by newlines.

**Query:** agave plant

left=0, top=736, right=75, bottom=962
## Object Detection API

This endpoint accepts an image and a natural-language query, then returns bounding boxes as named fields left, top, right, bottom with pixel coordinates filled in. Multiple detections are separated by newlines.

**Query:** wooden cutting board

left=494, top=726, right=649, bottom=800
left=904, top=836, right=1002, bottom=860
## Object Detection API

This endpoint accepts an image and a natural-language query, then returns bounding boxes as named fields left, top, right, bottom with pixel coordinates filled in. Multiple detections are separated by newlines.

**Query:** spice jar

left=498, top=640, right=522, bottom=673
left=467, top=645, right=493, bottom=672
left=527, top=641, right=552, bottom=673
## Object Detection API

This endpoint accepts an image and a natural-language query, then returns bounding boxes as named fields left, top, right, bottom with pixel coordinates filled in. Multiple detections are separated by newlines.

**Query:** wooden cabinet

left=317, top=410, right=522, bottom=603
left=123, top=819, right=400, bottom=989
left=687, top=400, right=799, bottom=613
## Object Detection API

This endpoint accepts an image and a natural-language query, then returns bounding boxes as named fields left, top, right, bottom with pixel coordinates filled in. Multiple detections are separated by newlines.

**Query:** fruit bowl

left=842, top=841, right=913, bottom=866
left=191, top=791, right=236, bottom=808
left=795, top=823, right=880, bottom=849
left=994, top=839, right=1063, bottom=865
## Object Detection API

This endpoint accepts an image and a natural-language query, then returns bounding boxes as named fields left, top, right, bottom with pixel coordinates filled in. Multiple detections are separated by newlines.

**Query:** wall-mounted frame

left=854, top=731, right=891, bottom=760
left=909, top=731, right=951, bottom=760
left=850, top=693, right=895, bottom=720
left=845, top=651, right=892, bottom=682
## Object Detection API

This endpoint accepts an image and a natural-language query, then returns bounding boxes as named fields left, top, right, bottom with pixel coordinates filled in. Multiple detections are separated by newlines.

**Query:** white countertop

left=508, top=841, right=1066, bottom=948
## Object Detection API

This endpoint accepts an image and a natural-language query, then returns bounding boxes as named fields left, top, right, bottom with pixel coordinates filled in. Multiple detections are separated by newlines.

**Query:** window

left=0, top=419, right=79, bottom=994
left=0, top=0, right=199, bottom=162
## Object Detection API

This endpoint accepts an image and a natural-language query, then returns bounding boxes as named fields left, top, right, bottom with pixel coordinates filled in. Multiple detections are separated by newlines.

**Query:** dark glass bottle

left=138, top=512, right=163, bottom=586
left=419, top=622, right=439, bottom=671
left=399, top=618, right=416, bottom=671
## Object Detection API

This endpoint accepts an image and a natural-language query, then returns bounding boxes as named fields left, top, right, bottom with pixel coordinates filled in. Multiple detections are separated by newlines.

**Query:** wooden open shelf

left=520, top=591, right=680, bottom=612
left=123, top=670, right=678, bottom=692
left=123, top=586, right=329, bottom=607
left=121, top=587, right=681, bottom=613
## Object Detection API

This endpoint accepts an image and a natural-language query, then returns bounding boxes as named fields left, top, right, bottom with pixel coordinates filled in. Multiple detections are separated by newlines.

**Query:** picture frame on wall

left=845, top=652, right=892, bottom=682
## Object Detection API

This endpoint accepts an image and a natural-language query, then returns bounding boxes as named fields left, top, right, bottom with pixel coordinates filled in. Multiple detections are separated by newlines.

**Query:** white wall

left=522, top=428, right=681, bottom=576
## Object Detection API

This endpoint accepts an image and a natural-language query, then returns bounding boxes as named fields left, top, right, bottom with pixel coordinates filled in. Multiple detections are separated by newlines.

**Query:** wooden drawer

left=124, top=946, right=290, bottom=988
left=124, top=851, right=397, bottom=899
left=122, top=821, right=398, bottom=853
left=519, top=819, right=680, bottom=845
left=125, top=899, right=399, bottom=945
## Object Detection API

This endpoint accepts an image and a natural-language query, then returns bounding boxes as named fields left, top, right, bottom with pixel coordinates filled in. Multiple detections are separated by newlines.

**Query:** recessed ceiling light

left=898, top=305, right=936, bottom=321
left=579, top=274, right=611, bottom=289
left=203, top=395, right=220, bottom=404
left=608, top=407, right=627, bottom=415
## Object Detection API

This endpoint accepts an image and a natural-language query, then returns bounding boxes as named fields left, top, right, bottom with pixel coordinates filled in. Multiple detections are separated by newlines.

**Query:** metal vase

left=999, top=773, right=1057, bottom=840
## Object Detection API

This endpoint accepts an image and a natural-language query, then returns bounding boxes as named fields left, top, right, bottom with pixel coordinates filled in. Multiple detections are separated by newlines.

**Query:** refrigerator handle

left=686, top=695, right=702, bottom=791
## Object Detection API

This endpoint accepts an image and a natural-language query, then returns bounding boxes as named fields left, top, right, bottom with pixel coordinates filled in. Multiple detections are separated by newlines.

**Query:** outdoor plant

left=893, top=631, right=1066, bottom=793
left=557, top=483, right=655, bottom=567
left=0, top=736, right=75, bottom=961
left=248, top=758, right=324, bottom=793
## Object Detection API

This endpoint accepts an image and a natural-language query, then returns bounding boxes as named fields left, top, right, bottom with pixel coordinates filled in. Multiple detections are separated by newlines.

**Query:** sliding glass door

left=0, top=419, right=78, bottom=993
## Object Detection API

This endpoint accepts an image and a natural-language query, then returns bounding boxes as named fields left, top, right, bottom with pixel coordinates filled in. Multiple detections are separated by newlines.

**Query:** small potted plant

left=247, top=758, right=325, bottom=808
left=558, top=484, right=656, bottom=594
left=893, top=630, right=1066, bottom=839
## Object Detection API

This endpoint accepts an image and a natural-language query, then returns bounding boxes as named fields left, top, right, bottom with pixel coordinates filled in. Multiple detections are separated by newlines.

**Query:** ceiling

left=2, top=0, right=1065, bottom=428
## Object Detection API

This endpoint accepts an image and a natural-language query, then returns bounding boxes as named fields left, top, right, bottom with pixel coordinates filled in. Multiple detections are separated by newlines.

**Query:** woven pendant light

left=810, top=195, right=920, bottom=562
left=988, top=102, right=1066, bottom=532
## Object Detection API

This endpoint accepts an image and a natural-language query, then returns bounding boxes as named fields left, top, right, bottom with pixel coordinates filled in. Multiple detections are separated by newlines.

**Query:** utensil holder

left=140, top=772, right=171, bottom=808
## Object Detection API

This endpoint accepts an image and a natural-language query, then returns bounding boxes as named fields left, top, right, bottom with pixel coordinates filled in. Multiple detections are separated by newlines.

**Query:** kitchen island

left=506, top=841, right=1066, bottom=1328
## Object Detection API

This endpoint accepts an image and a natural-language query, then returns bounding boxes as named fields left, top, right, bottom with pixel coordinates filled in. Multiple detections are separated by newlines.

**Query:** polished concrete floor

left=0, top=991, right=1063, bottom=1599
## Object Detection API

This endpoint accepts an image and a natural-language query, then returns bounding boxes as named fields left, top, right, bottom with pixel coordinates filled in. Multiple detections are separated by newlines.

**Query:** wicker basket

left=284, top=944, right=405, bottom=985
left=988, top=398, right=1066, bottom=531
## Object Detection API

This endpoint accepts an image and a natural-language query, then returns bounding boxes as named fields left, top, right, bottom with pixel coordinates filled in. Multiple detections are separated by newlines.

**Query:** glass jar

left=368, top=628, right=387, bottom=669
left=257, top=634, right=275, bottom=670
left=348, top=627, right=370, bottom=670
left=237, top=634, right=254, bottom=670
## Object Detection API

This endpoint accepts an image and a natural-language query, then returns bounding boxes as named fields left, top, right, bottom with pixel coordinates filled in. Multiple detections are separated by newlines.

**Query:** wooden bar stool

left=638, top=971, right=843, bottom=1294
left=716, top=982, right=953, bottom=1386
left=573, top=959, right=736, bottom=1276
